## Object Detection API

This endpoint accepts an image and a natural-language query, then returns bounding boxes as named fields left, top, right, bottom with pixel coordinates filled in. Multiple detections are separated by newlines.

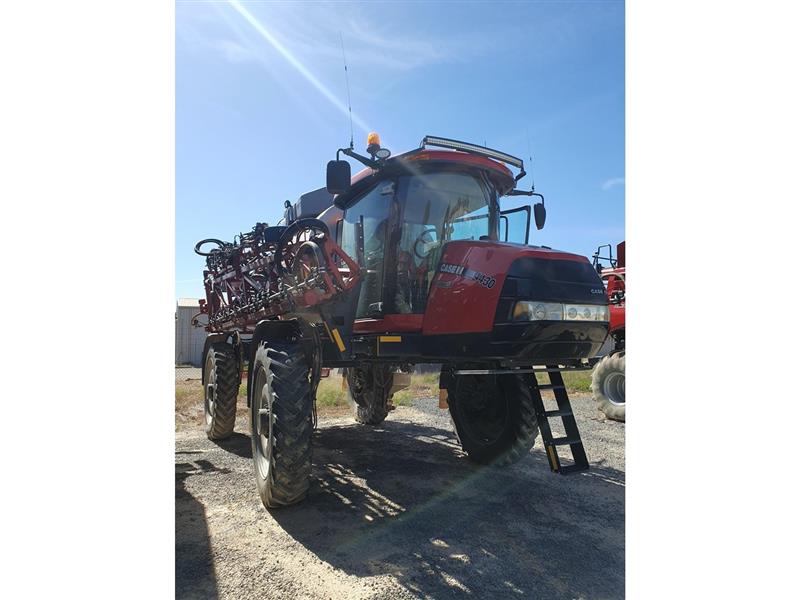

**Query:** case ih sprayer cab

left=590, top=242, right=626, bottom=421
left=196, top=134, right=610, bottom=508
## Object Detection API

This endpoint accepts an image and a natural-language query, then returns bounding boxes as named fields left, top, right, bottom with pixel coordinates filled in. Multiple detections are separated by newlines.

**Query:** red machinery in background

left=591, top=241, right=625, bottom=421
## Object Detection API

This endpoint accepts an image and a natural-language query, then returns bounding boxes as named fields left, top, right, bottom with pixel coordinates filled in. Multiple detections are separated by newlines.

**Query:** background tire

left=203, top=343, right=239, bottom=440
left=345, top=365, right=393, bottom=425
left=446, top=372, right=539, bottom=465
left=250, top=340, right=312, bottom=508
left=591, top=352, right=625, bottom=422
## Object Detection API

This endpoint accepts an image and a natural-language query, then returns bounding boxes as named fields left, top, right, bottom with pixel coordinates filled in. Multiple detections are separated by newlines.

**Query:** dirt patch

left=176, top=391, right=624, bottom=599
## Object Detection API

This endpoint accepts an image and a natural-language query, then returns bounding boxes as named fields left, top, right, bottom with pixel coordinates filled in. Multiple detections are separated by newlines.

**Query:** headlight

left=564, top=304, right=609, bottom=321
left=512, top=301, right=608, bottom=322
left=512, top=301, right=563, bottom=321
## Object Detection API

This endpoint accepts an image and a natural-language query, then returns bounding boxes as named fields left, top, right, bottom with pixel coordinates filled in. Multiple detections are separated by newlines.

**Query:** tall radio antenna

left=526, top=127, right=535, bottom=192
left=339, top=32, right=354, bottom=150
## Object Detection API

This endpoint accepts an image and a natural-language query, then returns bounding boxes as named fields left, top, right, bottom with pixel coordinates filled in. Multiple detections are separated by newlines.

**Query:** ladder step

left=558, top=463, right=589, bottom=475
left=550, top=436, right=582, bottom=446
left=530, top=376, right=590, bottom=475
left=544, top=409, right=573, bottom=418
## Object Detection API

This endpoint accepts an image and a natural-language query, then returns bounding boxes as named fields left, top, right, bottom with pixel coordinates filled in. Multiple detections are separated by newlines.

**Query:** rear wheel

left=250, top=340, right=312, bottom=508
left=591, top=352, right=625, bottom=422
left=203, top=343, right=239, bottom=440
left=345, top=365, right=394, bottom=425
left=446, top=371, right=539, bottom=465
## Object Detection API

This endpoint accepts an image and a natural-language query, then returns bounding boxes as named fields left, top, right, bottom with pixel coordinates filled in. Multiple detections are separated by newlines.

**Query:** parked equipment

left=196, top=134, right=610, bottom=508
left=590, top=242, right=626, bottom=421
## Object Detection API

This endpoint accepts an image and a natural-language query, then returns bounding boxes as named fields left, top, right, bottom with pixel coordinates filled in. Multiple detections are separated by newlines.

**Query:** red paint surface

left=422, top=241, right=589, bottom=335
left=601, top=265, right=626, bottom=334
left=401, top=150, right=514, bottom=180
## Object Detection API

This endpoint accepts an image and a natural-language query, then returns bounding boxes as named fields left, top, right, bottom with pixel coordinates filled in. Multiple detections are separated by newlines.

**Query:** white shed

left=175, top=298, right=206, bottom=366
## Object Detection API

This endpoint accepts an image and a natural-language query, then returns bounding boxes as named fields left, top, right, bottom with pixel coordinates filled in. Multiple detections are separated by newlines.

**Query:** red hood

left=422, top=241, right=592, bottom=335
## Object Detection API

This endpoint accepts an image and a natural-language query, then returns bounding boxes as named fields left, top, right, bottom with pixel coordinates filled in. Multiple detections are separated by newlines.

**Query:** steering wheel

left=413, top=228, right=439, bottom=259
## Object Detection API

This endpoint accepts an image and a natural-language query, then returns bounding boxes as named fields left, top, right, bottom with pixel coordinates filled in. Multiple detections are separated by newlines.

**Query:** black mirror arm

left=337, top=147, right=378, bottom=169
left=507, top=189, right=545, bottom=204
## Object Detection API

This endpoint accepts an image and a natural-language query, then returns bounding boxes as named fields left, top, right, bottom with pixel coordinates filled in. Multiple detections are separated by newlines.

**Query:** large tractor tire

left=591, top=352, right=625, bottom=422
left=250, top=340, right=313, bottom=508
left=203, top=343, right=239, bottom=440
left=446, top=372, right=539, bottom=466
left=345, top=365, right=394, bottom=426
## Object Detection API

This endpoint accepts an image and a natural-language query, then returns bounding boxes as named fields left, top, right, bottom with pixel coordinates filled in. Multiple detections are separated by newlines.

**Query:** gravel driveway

left=176, top=394, right=624, bottom=599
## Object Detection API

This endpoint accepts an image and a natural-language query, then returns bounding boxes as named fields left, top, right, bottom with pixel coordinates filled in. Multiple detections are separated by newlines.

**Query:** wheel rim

left=603, top=371, right=626, bottom=406
left=252, top=365, right=273, bottom=480
left=456, top=376, right=509, bottom=445
left=204, top=353, right=216, bottom=425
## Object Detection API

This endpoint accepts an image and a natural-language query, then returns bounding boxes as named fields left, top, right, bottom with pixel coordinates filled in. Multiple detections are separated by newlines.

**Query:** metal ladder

left=530, top=366, right=590, bottom=474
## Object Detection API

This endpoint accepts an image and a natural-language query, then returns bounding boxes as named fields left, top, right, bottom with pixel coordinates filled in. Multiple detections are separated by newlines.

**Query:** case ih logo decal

left=439, top=263, right=496, bottom=289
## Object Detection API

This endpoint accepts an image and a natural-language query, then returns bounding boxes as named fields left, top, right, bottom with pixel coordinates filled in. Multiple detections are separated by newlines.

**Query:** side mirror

left=326, top=160, right=351, bottom=196
left=533, top=202, right=546, bottom=230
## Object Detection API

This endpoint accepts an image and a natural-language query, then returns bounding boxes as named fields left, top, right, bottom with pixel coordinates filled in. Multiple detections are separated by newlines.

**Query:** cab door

left=338, top=180, right=398, bottom=319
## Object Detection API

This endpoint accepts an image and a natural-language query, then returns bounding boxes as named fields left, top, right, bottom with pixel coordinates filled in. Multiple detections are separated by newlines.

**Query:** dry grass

left=175, top=380, right=204, bottom=429
left=175, top=370, right=438, bottom=430
left=316, top=371, right=440, bottom=409
left=315, top=374, right=348, bottom=407
left=535, top=370, right=593, bottom=393
left=175, top=368, right=593, bottom=431
left=174, top=376, right=248, bottom=431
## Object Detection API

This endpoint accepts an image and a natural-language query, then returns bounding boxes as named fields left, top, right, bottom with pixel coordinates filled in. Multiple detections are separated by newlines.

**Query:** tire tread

left=591, top=352, right=626, bottom=422
left=345, top=365, right=394, bottom=425
left=251, top=340, right=312, bottom=508
left=205, top=343, right=239, bottom=440
left=447, top=372, right=539, bottom=466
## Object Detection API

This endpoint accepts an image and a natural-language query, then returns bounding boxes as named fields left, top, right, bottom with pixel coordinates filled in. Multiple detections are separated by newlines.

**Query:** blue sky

left=176, top=0, right=624, bottom=299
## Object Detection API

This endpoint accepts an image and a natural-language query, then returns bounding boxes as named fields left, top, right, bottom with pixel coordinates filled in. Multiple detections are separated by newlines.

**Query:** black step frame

left=530, top=366, right=590, bottom=474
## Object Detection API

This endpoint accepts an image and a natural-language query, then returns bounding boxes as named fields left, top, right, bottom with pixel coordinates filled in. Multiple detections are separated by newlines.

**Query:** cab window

left=341, top=181, right=396, bottom=318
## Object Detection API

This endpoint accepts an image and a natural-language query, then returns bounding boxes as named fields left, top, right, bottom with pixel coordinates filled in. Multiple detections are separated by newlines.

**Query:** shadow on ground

left=176, top=459, right=230, bottom=599
left=212, top=431, right=252, bottom=459
left=269, top=420, right=625, bottom=599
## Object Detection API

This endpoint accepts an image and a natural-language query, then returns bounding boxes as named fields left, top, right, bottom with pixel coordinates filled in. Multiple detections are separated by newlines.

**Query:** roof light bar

left=420, top=135, right=524, bottom=170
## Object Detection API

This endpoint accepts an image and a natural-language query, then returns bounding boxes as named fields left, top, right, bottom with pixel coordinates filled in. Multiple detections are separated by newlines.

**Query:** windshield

left=399, top=170, right=493, bottom=245
left=395, top=170, right=495, bottom=313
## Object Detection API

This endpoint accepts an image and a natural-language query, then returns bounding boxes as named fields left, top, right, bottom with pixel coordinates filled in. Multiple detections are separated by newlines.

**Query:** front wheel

left=250, top=340, right=312, bottom=508
left=591, top=352, right=625, bottom=422
left=446, top=371, right=539, bottom=466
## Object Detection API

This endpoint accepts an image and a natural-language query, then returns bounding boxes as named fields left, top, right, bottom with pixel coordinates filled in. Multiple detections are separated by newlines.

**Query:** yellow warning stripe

left=331, top=328, right=346, bottom=352
left=379, top=335, right=402, bottom=343
left=546, top=446, right=559, bottom=471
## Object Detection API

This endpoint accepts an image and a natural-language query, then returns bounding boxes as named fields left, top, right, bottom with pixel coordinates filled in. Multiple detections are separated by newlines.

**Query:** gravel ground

left=176, top=393, right=624, bottom=599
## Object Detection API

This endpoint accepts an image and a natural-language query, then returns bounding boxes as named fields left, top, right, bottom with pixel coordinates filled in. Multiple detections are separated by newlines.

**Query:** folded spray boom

left=195, top=219, right=360, bottom=332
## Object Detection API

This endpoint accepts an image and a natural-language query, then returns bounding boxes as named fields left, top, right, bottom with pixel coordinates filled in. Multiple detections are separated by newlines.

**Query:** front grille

left=495, top=257, right=606, bottom=322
